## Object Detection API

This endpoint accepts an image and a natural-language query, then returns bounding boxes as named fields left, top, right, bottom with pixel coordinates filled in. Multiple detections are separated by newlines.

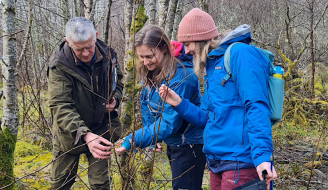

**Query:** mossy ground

left=7, top=61, right=328, bottom=189
left=12, top=113, right=210, bottom=189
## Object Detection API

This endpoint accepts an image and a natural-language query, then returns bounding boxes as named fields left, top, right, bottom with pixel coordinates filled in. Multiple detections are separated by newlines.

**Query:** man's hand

left=83, top=132, right=113, bottom=159
left=158, top=84, right=181, bottom=107
left=256, top=162, right=277, bottom=190
left=105, top=97, right=116, bottom=113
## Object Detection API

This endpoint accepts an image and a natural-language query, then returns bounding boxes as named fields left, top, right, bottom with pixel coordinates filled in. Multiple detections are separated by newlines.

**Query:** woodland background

left=1, top=0, right=328, bottom=189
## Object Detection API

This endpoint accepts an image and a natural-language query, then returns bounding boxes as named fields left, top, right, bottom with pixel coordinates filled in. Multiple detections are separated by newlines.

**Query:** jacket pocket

left=56, top=127, right=87, bottom=154
left=57, top=127, right=74, bottom=152
left=206, top=106, right=245, bottom=155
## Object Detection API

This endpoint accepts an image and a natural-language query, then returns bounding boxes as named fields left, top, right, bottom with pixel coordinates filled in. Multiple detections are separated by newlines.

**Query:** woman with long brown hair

left=115, top=24, right=205, bottom=190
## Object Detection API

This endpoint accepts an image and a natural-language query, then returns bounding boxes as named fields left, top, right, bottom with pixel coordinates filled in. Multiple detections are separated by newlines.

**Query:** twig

left=0, top=30, right=24, bottom=38
left=17, top=0, right=33, bottom=69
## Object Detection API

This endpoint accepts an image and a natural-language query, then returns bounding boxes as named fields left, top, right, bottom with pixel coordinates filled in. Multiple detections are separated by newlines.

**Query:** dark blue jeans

left=166, top=144, right=206, bottom=190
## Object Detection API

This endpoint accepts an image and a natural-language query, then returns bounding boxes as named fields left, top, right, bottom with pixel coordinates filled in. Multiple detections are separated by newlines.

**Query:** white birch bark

left=61, top=0, right=69, bottom=24
left=148, top=0, right=157, bottom=25
left=90, top=0, right=99, bottom=23
left=158, top=0, right=169, bottom=29
left=171, top=0, right=183, bottom=40
left=164, top=0, right=178, bottom=40
left=85, top=0, right=91, bottom=19
left=1, top=0, right=18, bottom=134
left=1, top=6, right=18, bottom=186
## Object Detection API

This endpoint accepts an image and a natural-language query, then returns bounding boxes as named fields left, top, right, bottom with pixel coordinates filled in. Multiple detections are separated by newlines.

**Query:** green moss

left=314, top=80, right=323, bottom=95
left=130, top=4, right=148, bottom=35
left=0, top=127, right=17, bottom=189
left=126, top=57, right=134, bottom=71
left=324, top=84, right=328, bottom=93
left=122, top=100, right=133, bottom=126
left=14, top=141, right=40, bottom=157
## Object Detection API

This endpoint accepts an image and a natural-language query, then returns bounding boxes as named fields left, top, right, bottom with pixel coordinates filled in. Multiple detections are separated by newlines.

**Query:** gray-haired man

left=48, top=17, right=123, bottom=189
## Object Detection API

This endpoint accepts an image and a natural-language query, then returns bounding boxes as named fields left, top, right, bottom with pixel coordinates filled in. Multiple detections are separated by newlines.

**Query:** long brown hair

left=193, top=29, right=232, bottom=77
left=135, top=24, right=177, bottom=86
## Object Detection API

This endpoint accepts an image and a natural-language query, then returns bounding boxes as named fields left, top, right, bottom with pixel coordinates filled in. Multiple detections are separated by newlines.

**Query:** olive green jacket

left=48, top=39, right=123, bottom=153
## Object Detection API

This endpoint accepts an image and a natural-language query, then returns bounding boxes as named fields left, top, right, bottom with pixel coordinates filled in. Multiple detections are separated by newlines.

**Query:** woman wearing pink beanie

left=160, top=8, right=277, bottom=190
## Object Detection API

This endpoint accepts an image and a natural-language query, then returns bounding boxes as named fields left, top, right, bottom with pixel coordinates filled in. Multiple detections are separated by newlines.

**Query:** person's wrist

left=172, top=97, right=182, bottom=107
left=83, top=132, right=91, bottom=142
left=121, top=138, right=131, bottom=150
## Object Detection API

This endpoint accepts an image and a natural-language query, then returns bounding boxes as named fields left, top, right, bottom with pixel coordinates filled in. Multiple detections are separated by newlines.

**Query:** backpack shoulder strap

left=254, top=47, right=275, bottom=75
left=220, top=42, right=242, bottom=86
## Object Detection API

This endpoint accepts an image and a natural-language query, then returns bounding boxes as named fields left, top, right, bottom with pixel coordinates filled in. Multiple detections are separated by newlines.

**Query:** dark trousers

left=166, top=144, right=206, bottom=190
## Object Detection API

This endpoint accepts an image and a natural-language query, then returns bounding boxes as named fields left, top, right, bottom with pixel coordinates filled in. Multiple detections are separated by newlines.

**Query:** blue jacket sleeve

left=122, top=78, right=200, bottom=150
left=230, top=43, right=272, bottom=167
left=173, top=86, right=208, bottom=128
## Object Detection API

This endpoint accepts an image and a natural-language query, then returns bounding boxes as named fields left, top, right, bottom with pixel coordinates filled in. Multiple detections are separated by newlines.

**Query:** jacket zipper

left=181, top=123, right=191, bottom=144
left=95, top=75, right=99, bottom=93
left=87, top=71, right=93, bottom=91
left=205, top=78, right=211, bottom=146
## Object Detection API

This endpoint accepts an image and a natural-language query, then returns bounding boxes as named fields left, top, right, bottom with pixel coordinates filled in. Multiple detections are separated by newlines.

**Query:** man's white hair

left=65, top=17, right=96, bottom=45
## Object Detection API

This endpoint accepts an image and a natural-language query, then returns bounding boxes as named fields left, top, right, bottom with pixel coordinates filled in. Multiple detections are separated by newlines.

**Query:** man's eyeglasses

left=72, top=42, right=95, bottom=52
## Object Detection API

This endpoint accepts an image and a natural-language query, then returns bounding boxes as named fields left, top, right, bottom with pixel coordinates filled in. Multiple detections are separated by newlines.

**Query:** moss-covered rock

left=303, top=161, right=322, bottom=169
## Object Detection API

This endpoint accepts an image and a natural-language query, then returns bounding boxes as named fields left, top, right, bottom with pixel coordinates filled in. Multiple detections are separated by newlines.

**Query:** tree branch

left=0, top=30, right=24, bottom=38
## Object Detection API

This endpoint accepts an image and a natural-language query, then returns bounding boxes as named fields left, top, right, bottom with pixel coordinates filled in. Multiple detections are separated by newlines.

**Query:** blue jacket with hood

left=173, top=24, right=272, bottom=168
left=122, top=47, right=203, bottom=150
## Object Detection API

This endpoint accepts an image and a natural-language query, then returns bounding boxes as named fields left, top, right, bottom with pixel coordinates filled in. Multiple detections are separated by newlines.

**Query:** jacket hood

left=177, top=45, right=193, bottom=68
left=208, top=24, right=252, bottom=57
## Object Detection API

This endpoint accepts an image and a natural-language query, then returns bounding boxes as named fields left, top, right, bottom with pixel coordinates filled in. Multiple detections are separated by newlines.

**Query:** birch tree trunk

left=89, top=0, right=97, bottom=23
left=120, top=2, right=134, bottom=187
left=164, top=0, right=178, bottom=40
left=85, top=0, right=91, bottom=19
left=80, top=0, right=85, bottom=17
left=0, top=0, right=18, bottom=188
left=171, top=0, right=183, bottom=40
left=158, top=0, right=170, bottom=29
left=120, top=0, right=133, bottom=129
left=148, top=0, right=157, bottom=25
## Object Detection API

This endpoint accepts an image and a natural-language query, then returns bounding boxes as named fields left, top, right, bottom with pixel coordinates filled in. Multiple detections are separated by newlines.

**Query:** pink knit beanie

left=177, top=8, right=218, bottom=42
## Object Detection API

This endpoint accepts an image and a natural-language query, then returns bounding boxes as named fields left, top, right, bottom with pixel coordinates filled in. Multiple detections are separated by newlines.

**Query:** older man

left=48, top=17, right=123, bottom=189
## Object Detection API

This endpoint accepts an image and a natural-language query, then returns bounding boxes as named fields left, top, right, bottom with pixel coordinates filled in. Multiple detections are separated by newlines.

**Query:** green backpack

left=221, top=42, right=284, bottom=125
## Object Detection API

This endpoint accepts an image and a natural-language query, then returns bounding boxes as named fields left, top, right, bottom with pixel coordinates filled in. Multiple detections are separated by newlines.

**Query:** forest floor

left=0, top=82, right=327, bottom=189
left=10, top=123, right=327, bottom=190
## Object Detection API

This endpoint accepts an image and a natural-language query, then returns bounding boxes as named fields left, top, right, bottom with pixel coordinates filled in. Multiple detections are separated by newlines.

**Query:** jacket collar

left=207, top=24, right=252, bottom=57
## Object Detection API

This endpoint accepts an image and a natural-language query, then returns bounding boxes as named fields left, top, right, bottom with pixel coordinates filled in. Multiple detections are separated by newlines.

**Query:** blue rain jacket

left=122, top=51, right=203, bottom=150
left=174, top=25, right=272, bottom=167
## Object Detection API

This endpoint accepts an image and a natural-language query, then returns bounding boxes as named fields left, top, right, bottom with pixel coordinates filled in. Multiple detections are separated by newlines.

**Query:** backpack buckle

left=219, top=78, right=227, bottom=86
